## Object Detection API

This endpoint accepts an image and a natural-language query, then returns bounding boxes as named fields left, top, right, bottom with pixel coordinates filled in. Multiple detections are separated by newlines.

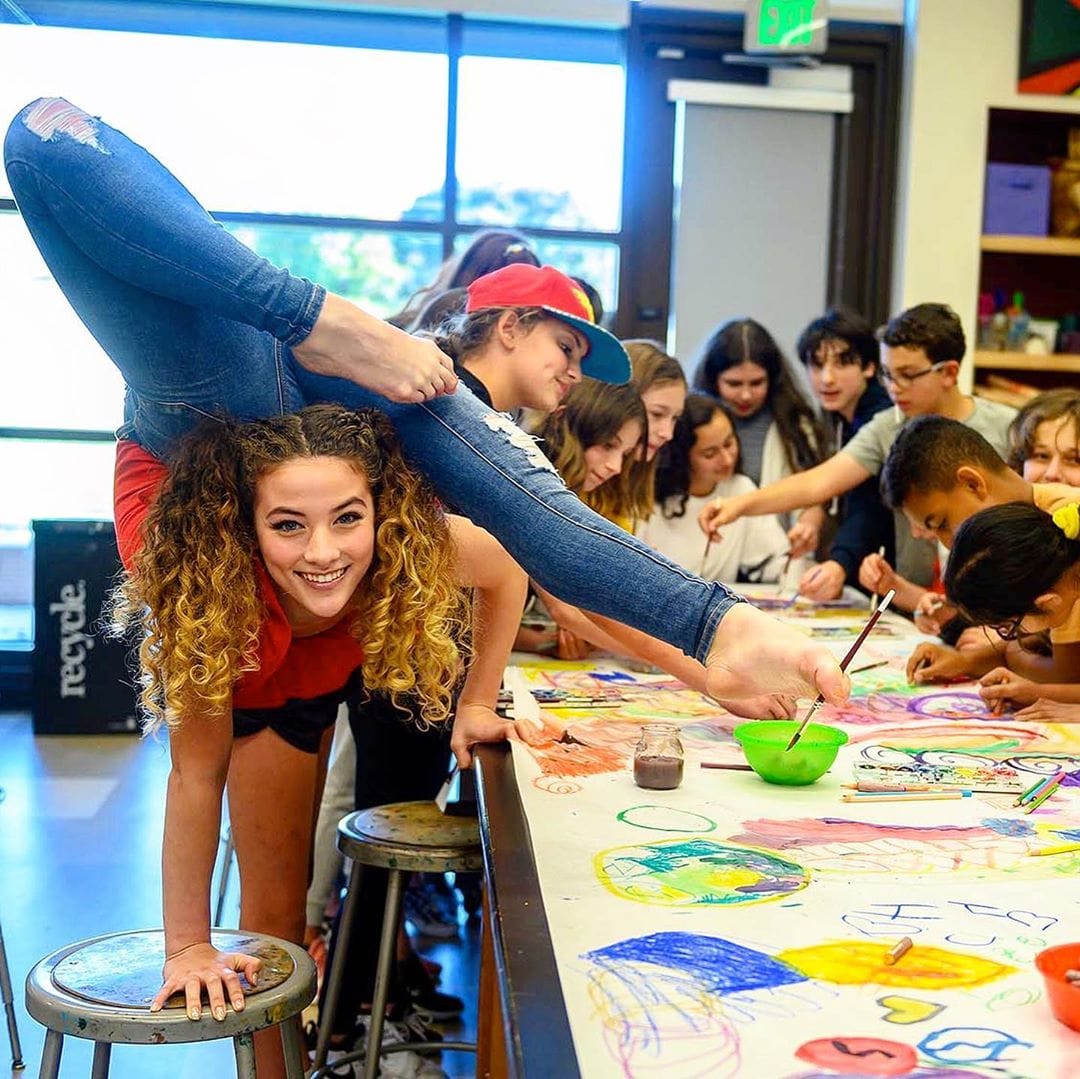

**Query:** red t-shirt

left=113, top=440, right=365, bottom=709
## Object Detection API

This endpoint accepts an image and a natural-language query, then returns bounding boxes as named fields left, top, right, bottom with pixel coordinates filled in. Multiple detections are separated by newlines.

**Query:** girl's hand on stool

left=450, top=702, right=548, bottom=769
left=151, top=942, right=260, bottom=1022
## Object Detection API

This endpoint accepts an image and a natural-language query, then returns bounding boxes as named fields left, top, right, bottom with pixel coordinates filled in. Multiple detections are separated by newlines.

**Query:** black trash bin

left=31, top=520, right=138, bottom=735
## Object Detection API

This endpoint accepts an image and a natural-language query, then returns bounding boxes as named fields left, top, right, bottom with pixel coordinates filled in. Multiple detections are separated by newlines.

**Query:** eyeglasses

left=878, top=360, right=950, bottom=390
left=989, top=613, right=1028, bottom=642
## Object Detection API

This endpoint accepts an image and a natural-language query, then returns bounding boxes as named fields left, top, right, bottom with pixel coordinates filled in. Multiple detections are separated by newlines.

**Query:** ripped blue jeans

left=3, top=98, right=739, bottom=662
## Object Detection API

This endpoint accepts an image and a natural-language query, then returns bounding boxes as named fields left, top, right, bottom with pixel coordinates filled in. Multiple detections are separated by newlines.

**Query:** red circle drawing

left=795, top=1036, right=918, bottom=1076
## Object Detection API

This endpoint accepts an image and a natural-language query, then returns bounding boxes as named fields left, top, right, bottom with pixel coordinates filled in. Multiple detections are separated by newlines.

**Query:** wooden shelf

left=973, top=351, right=1080, bottom=373
left=980, top=234, right=1080, bottom=256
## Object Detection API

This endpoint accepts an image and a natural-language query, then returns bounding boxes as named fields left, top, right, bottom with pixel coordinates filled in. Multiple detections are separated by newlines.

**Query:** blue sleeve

left=827, top=476, right=895, bottom=585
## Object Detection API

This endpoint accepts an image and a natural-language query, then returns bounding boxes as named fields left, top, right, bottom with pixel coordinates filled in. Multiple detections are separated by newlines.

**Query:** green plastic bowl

left=732, top=720, right=849, bottom=786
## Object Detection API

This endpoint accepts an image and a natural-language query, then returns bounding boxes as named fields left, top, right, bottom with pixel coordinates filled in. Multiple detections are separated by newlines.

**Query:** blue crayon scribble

left=980, top=817, right=1035, bottom=837
left=583, top=932, right=806, bottom=995
left=917, top=1025, right=1033, bottom=1065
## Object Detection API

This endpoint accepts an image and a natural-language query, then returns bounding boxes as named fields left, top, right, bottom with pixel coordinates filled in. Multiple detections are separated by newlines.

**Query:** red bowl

left=1035, top=943, right=1080, bottom=1032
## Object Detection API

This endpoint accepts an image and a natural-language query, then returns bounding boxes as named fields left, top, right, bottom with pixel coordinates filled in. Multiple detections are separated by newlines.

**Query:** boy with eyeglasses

left=699, top=303, right=1017, bottom=591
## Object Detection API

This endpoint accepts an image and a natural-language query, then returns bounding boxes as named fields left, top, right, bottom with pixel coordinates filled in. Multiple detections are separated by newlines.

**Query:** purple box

left=983, top=163, right=1051, bottom=236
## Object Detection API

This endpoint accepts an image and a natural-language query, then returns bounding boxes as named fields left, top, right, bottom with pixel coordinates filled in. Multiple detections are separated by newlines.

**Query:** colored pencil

left=1025, top=842, right=1080, bottom=857
left=841, top=791, right=969, bottom=803
left=1023, top=774, right=1067, bottom=815
left=883, top=937, right=913, bottom=965
left=786, top=589, right=895, bottom=752
left=1013, top=772, right=1056, bottom=807
left=700, top=761, right=755, bottom=771
left=842, top=782, right=934, bottom=792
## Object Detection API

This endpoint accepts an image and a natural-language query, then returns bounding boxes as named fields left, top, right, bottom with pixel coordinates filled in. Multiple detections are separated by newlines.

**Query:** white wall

left=893, top=0, right=1080, bottom=380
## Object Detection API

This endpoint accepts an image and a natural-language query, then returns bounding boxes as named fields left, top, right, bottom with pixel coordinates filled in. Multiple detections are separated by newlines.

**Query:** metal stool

left=311, top=801, right=483, bottom=1079
left=1, top=909, right=25, bottom=1069
left=25, top=929, right=315, bottom=1078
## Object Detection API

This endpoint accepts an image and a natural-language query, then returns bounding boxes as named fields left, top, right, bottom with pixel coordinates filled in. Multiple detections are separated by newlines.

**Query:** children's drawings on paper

left=793, top=1035, right=918, bottom=1076
left=506, top=619, right=1080, bottom=1075
left=726, top=817, right=1080, bottom=879
left=776, top=941, right=1015, bottom=990
left=595, top=838, right=808, bottom=907
left=916, top=1026, right=1033, bottom=1066
left=616, top=805, right=718, bottom=834
left=876, top=995, right=946, bottom=1025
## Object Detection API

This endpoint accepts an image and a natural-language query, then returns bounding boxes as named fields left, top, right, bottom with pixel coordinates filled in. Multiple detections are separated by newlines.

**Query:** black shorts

left=233, top=669, right=363, bottom=754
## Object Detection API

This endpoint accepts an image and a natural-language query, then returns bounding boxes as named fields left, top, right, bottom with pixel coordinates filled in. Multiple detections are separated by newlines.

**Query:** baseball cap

left=465, top=264, right=630, bottom=384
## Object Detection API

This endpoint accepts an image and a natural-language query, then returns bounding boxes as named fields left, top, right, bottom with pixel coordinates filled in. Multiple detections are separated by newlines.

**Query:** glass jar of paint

left=633, top=723, right=684, bottom=790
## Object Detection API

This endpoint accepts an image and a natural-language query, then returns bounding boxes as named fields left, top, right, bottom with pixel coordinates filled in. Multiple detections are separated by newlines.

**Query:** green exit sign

left=744, top=0, right=829, bottom=54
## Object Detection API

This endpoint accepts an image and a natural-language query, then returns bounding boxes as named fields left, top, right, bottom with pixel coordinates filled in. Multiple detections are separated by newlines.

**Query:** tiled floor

left=0, top=710, right=478, bottom=1077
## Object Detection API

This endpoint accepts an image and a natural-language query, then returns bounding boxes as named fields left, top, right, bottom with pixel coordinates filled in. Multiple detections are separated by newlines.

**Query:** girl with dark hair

left=945, top=502, right=1080, bottom=638
left=692, top=317, right=827, bottom=550
left=915, top=501, right=1080, bottom=720
left=638, top=395, right=789, bottom=582
left=389, top=228, right=539, bottom=328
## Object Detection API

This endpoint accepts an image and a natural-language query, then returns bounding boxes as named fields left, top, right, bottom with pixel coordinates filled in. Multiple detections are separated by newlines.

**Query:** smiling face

left=1023, top=416, right=1080, bottom=486
left=689, top=410, right=740, bottom=496
left=582, top=417, right=644, bottom=492
left=715, top=361, right=769, bottom=419
left=807, top=338, right=873, bottom=420
left=508, top=314, right=587, bottom=412
left=254, top=456, right=376, bottom=633
left=640, top=380, right=687, bottom=460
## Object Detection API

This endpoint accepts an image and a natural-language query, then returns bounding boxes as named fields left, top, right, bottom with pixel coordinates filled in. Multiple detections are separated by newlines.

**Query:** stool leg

left=279, top=1014, right=304, bottom=1079
left=38, top=1030, right=63, bottom=1079
left=232, top=1031, right=256, bottom=1079
left=90, top=1041, right=111, bottom=1079
left=0, top=918, right=24, bottom=1069
left=214, top=827, right=236, bottom=926
left=313, top=859, right=364, bottom=1070
left=363, top=869, right=405, bottom=1079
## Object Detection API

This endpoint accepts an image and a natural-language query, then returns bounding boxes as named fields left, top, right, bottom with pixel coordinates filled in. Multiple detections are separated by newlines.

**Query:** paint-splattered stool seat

left=311, top=800, right=483, bottom=1079
left=25, top=929, right=315, bottom=1078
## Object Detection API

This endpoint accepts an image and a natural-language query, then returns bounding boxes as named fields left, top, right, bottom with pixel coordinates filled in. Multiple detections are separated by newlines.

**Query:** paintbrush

left=776, top=549, right=793, bottom=594
left=698, top=532, right=713, bottom=576
left=785, top=588, right=895, bottom=752
left=849, top=660, right=889, bottom=676
left=869, top=545, right=886, bottom=612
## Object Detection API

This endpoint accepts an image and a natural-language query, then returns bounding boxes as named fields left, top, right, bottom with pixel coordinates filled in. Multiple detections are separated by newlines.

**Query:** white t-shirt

left=638, top=474, right=790, bottom=583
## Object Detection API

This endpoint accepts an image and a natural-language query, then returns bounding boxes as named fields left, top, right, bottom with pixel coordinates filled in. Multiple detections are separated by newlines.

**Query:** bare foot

left=293, top=292, right=458, bottom=403
left=703, top=602, right=849, bottom=706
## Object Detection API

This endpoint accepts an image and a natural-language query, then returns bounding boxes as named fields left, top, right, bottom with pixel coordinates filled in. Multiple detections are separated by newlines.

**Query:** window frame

left=1, top=8, right=628, bottom=444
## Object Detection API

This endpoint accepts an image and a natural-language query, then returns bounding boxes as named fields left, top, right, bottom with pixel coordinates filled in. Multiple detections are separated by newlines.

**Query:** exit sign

left=744, top=0, right=829, bottom=54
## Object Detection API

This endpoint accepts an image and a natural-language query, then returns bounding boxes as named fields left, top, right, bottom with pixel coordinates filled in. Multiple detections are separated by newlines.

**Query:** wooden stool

left=311, top=801, right=483, bottom=1079
left=25, top=929, right=315, bottom=1078
left=0, top=909, right=25, bottom=1070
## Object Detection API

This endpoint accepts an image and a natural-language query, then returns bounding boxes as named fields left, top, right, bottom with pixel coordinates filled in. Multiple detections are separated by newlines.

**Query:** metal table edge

left=475, top=743, right=581, bottom=1079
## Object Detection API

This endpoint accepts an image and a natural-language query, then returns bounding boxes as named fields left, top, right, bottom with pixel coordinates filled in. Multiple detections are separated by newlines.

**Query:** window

left=0, top=11, right=627, bottom=545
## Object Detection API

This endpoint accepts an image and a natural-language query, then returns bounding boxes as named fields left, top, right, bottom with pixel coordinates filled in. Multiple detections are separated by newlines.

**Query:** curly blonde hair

left=111, top=405, right=468, bottom=732
left=536, top=381, right=651, bottom=525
